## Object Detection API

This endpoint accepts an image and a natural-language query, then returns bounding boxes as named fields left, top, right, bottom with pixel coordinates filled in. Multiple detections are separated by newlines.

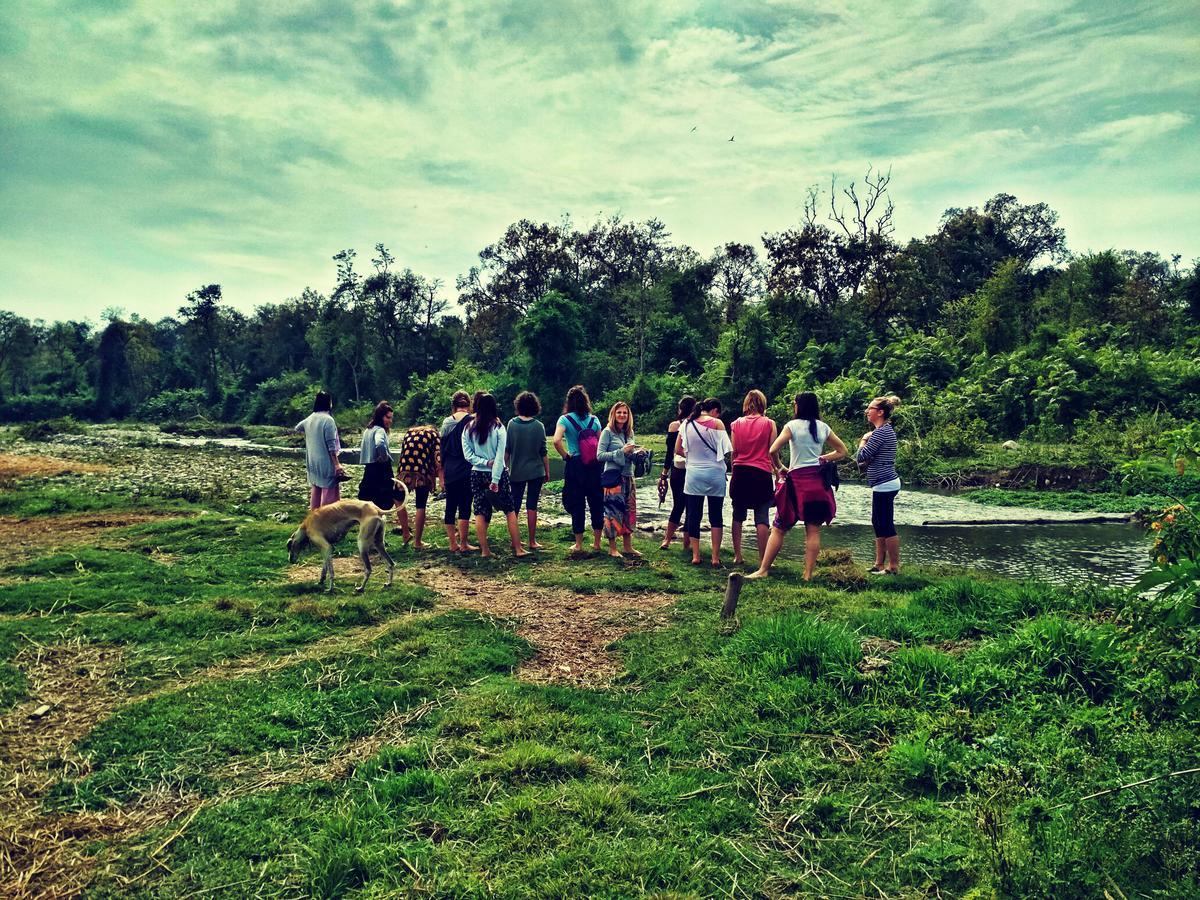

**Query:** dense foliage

left=2, top=182, right=1197, bottom=450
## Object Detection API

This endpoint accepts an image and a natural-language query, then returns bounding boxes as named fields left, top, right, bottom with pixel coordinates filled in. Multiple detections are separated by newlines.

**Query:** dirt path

left=0, top=561, right=678, bottom=897
left=0, top=511, right=187, bottom=568
left=414, top=565, right=675, bottom=686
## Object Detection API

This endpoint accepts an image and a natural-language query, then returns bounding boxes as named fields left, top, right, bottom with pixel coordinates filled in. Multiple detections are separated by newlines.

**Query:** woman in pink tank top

left=729, top=390, right=780, bottom=566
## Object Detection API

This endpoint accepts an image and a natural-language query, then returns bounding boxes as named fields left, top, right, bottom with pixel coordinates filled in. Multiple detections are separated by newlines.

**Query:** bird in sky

left=690, top=125, right=697, bottom=132
left=728, top=135, right=735, bottom=142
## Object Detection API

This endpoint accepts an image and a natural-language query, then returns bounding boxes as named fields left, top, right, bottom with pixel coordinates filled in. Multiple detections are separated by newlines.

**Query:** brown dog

left=286, top=499, right=398, bottom=593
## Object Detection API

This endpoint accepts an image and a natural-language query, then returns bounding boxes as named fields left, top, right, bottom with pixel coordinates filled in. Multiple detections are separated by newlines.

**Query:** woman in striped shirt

left=856, top=394, right=901, bottom=575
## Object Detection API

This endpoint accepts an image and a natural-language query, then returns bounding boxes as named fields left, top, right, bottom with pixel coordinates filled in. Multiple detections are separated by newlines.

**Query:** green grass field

left=0, top=439, right=1197, bottom=898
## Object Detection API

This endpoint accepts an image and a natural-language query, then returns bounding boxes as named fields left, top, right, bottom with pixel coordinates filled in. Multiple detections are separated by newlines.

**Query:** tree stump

left=721, top=572, right=744, bottom=620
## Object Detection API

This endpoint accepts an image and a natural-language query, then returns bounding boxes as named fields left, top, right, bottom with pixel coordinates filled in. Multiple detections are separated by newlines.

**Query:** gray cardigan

left=598, top=427, right=636, bottom=476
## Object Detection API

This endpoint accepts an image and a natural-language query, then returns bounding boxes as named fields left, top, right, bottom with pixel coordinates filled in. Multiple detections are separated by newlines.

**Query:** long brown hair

left=366, top=401, right=392, bottom=429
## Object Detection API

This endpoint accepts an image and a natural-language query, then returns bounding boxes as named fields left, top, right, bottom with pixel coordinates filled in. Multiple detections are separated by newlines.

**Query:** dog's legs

left=355, top=521, right=375, bottom=593
left=322, top=547, right=335, bottom=593
left=376, top=525, right=395, bottom=587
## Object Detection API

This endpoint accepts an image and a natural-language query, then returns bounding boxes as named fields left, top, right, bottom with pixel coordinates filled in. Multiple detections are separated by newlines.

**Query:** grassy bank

left=0, top=439, right=1197, bottom=897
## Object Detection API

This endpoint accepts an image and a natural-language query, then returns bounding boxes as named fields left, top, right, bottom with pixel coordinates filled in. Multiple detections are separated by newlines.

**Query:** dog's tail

left=391, top=478, right=409, bottom=513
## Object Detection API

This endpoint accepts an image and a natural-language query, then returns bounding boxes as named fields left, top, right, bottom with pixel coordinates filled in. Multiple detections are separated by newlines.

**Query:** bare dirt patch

left=416, top=565, right=675, bottom=687
left=0, top=511, right=184, bottom=567
left=0, top=454, right=111, bottom=483
left=0, top=641, right=129, bottom=898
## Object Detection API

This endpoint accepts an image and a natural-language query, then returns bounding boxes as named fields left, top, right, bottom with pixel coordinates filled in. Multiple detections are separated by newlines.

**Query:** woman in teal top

left=551, top=384, right=604, bottom=555
left=506, top=390, right=550, bottom=550
left=462, top=392, right=528, bottom=559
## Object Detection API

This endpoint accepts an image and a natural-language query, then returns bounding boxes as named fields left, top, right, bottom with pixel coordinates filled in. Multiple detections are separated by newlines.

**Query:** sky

left=1, top=0, right=1197, bottom=323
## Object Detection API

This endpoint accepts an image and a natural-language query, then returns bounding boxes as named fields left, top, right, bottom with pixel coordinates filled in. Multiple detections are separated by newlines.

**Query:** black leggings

left=443, top=477, right=471, bottom=525
left=685, top=494, right=724, bottom=539
left=872, top=490, right=898, bottom=539
left=511, top=477, right=544, bottom=512
left=566, top=463, right=603, bottom=534
left=667, top=467, right=686, bottom=525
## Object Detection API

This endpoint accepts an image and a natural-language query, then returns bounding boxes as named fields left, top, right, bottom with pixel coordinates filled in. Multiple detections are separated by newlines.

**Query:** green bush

left=136, top=388, right=210, bottom=421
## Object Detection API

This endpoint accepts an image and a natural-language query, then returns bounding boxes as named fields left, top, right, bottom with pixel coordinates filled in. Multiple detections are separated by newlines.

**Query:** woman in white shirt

left=678, top=398, right=732, bottom=567
left=747, top=392, right=847, bottom=581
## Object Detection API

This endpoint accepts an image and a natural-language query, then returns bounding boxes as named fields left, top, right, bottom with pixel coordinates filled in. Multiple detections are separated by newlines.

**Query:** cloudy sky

left=1, top=0, right=1197, bottom=322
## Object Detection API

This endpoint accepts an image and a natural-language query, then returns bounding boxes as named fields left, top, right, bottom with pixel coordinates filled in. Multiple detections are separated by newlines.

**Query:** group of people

left=293, top=383, right=904, bottom=579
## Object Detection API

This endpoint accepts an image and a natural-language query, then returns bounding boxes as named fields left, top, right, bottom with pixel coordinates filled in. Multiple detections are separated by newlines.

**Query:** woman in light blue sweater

left=597, top=401, right=643, bottom=559
left=462, top=392, right=528, bottom=559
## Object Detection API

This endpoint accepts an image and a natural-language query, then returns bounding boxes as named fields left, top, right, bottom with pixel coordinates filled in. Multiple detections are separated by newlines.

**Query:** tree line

left=2, top=175, right=1198, bottom=450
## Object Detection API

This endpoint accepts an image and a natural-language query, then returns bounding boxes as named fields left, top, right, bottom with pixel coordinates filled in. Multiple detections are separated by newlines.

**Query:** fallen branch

left=1049, top=767, right=1200, bottom=811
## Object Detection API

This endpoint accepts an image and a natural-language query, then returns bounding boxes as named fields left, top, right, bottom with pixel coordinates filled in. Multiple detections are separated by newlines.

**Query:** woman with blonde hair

left=857, top=394, right=902, bottom=574
left=747, top=392, right=847, bottom=581
left=597, top=401, right=642, bottom=558
left=729, top=389, right=780, bottom=567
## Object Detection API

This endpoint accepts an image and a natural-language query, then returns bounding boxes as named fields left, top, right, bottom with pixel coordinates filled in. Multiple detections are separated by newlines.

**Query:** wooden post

left=721, top=572, right=744, bottom=620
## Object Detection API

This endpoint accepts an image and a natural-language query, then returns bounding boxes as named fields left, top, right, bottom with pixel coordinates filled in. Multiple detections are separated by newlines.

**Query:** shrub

left=15, top=416, right=88, bottom=440
left=243, top=372, right=322, bottom=425
left=136, top=388, right=209, bottom=421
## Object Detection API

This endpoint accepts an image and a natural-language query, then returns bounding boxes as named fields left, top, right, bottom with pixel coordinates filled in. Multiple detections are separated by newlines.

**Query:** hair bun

left=887, top=394, right=901, bottom=409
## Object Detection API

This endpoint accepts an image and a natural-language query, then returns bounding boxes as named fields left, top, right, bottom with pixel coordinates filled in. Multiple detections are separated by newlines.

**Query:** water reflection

left=631, top=482, right=1149, bottom=587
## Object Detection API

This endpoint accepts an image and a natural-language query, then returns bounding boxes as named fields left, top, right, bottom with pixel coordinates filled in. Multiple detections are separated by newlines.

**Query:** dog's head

left=286, top=525, right=310, bottom=563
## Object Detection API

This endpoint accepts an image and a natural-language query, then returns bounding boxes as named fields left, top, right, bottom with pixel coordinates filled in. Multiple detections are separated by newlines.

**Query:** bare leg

left=755, top=523, right=769, bottom=567
left=413, top=510, right=428, bottom=549
left=459, top=520, right=478, bottom=552
left=445, top=522, right=460, bottom=552
left=710, top=527, right=723, bottom=566
left=608, top=533, right=621, bottom=557
left=747, top=527, right=786, bottom=579
left=475, top=515, right=491, bottom=557
left=872, top=537, right=886, bottom=571
left=885, top=535, right=900, bottom=573
left=731, top=519, right=744, bottom=564
left=660, top=520, right=678, bottom=550
left=397, top=507, right=412, bottom=546
left=691, top=529, right=702, bottom=565
left=506, top=512, right=529, bottom=557
left=592, top=528, right=602, bottom=552
left=803, top=524, right=821, bottom=580
left=622, top=533, right=640, bottom=556
left=527, top=510, right=545, bottom=550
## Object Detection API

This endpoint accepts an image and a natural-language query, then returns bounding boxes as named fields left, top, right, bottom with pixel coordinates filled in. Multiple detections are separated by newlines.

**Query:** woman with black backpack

left=552, top=384, right=604, bottom=556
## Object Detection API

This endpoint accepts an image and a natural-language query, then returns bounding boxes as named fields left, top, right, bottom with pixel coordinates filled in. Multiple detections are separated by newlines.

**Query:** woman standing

left=357, top=401, right=404, bottom=515
left=294, top=390, right=345, bottom=509
left=598, top=401, right=642, bottom=559
left=729, top=389, right=780, bottom=567
left=462, top=392, right=528, bottom=559
left=506, top=391, right=550, bottom=550
left=748, top=392, right=847, bottom=582
left=857, top=394, right=902, bottom=575
left=439, top=391, right=478, bottom=553
left=552, top=385, right=604, bottom=555
left=679, top=398, right=732, bottom=567
left=658, top=395, right=696, bottom=552
left=395, top=419, right=443, bottom=549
